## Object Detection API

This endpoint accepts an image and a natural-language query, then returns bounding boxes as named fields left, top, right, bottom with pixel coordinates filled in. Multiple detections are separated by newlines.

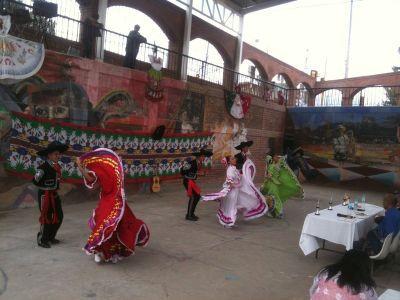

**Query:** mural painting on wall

left=7, top=112, right=213, bottom=183
left=211, top=115, right=248, bottom=160
left=29, top=82, right=92, bottom=126
left=287, top=107, right=400, bottom=186
left=146, top=54, right=164, bottom=102
left=93, top=90, right=143, bottom=128
left=225, top=85, right=251, bottom=119
left=173, top=91, right=205, bottom=134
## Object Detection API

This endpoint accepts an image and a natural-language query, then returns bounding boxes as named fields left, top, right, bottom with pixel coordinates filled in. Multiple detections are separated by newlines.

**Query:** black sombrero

left=235, top=140, right=253, bottom=150
left=292, top=147, right=304, bottom=156
left=193, top=148, right=213, bottom=157
left=37, top=141, right=68, bottom=157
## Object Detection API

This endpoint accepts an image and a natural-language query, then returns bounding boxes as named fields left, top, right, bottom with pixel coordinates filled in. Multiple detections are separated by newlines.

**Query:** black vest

left=181, top=159, right=199, bottom=180
left=32, top=161, right=60, bottom=190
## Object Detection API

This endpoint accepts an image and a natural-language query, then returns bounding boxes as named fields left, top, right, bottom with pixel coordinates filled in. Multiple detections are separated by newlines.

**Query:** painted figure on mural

left=77, top=148, right=150, bottom=263
left=333, top=124, right=349, bottom=161
left=175, top=92, right=205, bottom=133
left=94, top=91, right=142, bottom=128
left=124, top=25, right=147, bottom=69
left=180, top=148, right=213, bottom=221
left=33, top=142, right=68, bottom=248
left=179, top=111, right=194, bottom=134
left=347, top=130, right=356, bottom=159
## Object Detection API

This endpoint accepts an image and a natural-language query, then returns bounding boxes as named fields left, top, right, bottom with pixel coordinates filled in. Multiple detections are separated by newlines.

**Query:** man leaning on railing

left=124, top=24, right=147, bottom=69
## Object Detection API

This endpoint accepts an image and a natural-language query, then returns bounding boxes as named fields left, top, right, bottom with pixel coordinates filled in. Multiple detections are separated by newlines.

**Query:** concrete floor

left=0, top=182, right=399, bottom=300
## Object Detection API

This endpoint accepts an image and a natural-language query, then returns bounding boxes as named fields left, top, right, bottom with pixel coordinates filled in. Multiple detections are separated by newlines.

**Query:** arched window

left=271, top=74, right=291, bottom=102
left=105, top=6, right=169, bottom=66
left=352, top=86, right=391, bottom=106
left=315, top=89, right=342, bottom=107
left=296, top=83, right=309, bottom=107
left=187, top=38, right=224, bottom=85
left=239, top=60, right=263, bottom=80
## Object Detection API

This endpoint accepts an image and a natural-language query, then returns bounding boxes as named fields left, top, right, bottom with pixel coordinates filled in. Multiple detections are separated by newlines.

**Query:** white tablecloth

left=299, top=204, right=384, bottom=255
left=379, top=289, right=400, bottom=300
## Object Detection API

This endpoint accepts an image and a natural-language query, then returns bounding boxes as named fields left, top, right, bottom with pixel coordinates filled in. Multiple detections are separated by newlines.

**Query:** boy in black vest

left=33, top=142, right=68, bottom=248
left=181, top=149, right=213, bottom=221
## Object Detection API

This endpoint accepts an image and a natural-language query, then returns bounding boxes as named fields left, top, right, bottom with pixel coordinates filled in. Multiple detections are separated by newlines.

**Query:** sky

left=20, top=0, right=400, bottom=81
left=244, top=0, right=400, bottom=79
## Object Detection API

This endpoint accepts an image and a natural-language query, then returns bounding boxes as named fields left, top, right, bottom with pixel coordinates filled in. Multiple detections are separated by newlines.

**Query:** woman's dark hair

left=323, top=250, right=375, bottom=295
left=225, top=156, right=231, bottom=163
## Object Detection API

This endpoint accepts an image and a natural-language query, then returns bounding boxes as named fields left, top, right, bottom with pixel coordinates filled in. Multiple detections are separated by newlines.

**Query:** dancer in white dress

left=202, top=155, right=267, bottom=227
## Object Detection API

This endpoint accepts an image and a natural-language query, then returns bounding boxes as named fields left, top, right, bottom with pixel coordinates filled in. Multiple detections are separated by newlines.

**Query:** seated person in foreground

left=357, top=193, right=400, bottom=255
left=310, top=250, right=378, bottom=300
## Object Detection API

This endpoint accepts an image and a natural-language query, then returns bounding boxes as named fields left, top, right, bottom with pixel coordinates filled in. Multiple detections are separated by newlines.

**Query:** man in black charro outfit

left=234, top=140, right=253, bottom=172
left=181, top=148, right=213, bottom=221
left=33, top=142, right=68, bottom=248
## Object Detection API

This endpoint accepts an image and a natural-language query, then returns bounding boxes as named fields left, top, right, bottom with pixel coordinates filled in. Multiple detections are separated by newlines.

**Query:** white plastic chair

left=370, top=233, right=393, bottom=275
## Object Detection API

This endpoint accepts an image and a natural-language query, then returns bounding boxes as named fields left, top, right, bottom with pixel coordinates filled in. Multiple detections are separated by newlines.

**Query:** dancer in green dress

left=260, top=154, right=303, bottom=218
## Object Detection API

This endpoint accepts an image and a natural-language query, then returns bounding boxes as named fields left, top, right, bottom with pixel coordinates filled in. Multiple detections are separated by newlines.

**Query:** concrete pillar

left=234, top=14, right=244, bottom=73
left=180, top=0, right=193, bottom=81
left=96, top=0, right=107, bottom=61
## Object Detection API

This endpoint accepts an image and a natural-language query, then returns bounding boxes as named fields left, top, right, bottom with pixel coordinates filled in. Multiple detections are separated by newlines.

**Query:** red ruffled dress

left=80, top=148, right=150, bottom=262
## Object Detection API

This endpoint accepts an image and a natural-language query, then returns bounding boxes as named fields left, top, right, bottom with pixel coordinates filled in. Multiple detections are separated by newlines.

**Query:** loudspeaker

left=33, top=1, right=58, bottom=18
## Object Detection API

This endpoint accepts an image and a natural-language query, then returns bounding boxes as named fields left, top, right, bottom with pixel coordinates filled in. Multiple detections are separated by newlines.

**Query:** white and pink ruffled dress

left=202, top=159, right=268, bottom=227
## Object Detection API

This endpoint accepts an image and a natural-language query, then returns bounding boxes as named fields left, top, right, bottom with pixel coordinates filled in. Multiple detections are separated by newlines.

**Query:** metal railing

left=308, top=86, right=400, bottom=107
left=3, top=0, right=399, bottom=108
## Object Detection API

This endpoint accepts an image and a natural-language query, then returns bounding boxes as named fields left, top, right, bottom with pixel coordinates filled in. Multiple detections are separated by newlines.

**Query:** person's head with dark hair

left=383, top=193, right=398, bottom=210
left=323, top=249, right=376, bottom=295
left=134, top=24, right=140, bottom=31
left=227, top=155, right=236, bottom=166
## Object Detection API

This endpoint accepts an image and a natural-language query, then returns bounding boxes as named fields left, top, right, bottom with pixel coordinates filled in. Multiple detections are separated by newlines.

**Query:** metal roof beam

left=241, top=0, right=295, bottom=14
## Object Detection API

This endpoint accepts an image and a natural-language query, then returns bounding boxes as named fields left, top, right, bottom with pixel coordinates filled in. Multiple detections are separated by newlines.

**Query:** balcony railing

left=2, top=0, right=400, bottom=107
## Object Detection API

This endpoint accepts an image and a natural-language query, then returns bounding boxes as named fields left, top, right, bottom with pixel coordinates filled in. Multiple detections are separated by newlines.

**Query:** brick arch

left=270, top=72, right=295, bottom=88
left=107, top=0, right=183, bottom=43
left=242, top=58, right=269, bottom=81
left=314, top=88, right=343, bottom=106
left=296, top=81, right=314, bottom=98
left=190, top=34, right=233, bottom=69
left=348, top=85, right=385, bottom=99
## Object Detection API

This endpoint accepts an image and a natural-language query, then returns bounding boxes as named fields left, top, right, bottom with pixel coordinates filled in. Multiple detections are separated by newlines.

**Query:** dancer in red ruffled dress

left=77, top=148, right=150, bottom=263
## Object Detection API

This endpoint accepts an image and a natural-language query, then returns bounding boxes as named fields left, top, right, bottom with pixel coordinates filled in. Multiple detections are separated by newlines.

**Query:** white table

left=299, top=203, right=384, bottom=256
left=379, top=289, right=400, bottom=300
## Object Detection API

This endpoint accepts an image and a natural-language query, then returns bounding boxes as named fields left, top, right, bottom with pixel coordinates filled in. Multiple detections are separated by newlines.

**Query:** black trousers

left=37, top=190, right=63, bottom=243
left=82, top=39, right=96, bottom=59
left=123, top=50, right=139, bottom=69
left=183, top=179, right=201, bottom=217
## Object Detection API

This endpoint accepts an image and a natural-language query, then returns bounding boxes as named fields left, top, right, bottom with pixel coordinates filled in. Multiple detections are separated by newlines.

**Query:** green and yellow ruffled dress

left=260, top=157, right=303, bottom=217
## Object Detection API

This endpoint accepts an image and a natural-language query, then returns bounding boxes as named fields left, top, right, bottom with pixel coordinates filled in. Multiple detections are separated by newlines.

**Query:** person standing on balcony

left=82, top=13, right=103, bottom=59
left=124, top=25, right=147, bottom=69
